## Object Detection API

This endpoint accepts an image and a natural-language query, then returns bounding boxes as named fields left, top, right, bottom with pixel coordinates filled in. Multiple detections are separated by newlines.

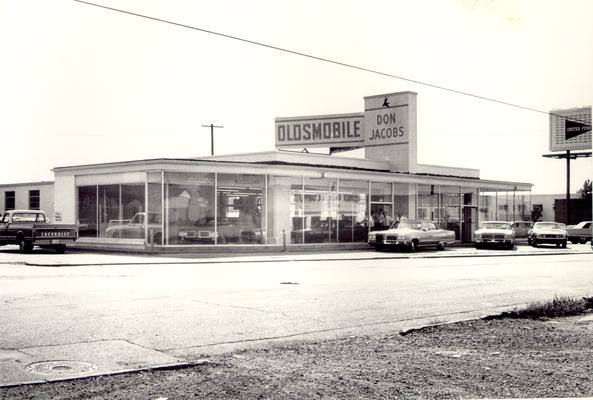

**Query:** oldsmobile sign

left=275, top=113, right=365, bottom=149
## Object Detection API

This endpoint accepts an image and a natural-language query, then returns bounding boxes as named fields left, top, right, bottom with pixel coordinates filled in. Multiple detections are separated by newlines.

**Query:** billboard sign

left=275, top=113, right=364, bottom=149
left=550, top=106, right=592, bottom=151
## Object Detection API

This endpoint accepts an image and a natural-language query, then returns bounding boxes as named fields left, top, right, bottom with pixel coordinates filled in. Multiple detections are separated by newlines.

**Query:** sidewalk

left=1, top=243, right=592, bottom=267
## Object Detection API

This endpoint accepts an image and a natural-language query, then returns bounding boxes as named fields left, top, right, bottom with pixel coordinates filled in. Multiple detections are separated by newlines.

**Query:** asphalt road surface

left=1, top=245, right=592, bottom=385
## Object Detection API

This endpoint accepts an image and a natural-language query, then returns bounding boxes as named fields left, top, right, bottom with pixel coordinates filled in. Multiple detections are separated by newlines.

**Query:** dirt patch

left=4, top=315, right=593, bottom=399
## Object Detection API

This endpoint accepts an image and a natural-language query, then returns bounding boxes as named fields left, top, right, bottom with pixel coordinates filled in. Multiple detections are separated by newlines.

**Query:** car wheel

left=54, top=244, right=66, bottom=254
left=507, top=242, right=514, bottom=250
left=561, top=240, right=567, bottom=249
left=532, top=238, right=538, bottom=247
left=475, top=243, right=482, bottom=250
left=436, top=242, right=446, bottom=251
left=580, top=238, right=588, bottom=244
left=18, top=238, right=33, bottom=253
left=152, top=232, right=162, bottom=245
left=408, top=240, right=417, bottom=252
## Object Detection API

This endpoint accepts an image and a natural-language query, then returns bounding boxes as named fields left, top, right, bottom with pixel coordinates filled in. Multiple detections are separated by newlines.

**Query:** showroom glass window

left=78, top=186, right=97, bottom=237
left=370, top=182, right=392, bottom=231
left=479, top=191, right=498, bottom=222
left=513, top=191, right=531, bottom=222
left=29, top=190, right=40, bottom=210
left=338, top=179, right=369, bottom=243
left=393, top=183, right=415, bottom=222
left=147, top=172, right=163, bottom=245
left=78, top=183, right=146, bottom=239
left=5, top=191, right=15, bottom=210
left=417, top=184, right=440, bottom=223
left=267, top=175, right=303, bottom=244
left=217, top=174, right=265, bottom=244
left=440, top=186, right=460, bottom=240
left=304, top=177, right=337, bottom=243
left=164, top=172, right=215, bottom=245
left=462, top=187, right=478, bottom=242
left=497, top=192, right=510, bottom=222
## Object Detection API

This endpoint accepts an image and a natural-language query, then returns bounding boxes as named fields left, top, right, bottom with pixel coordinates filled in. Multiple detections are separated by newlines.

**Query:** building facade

left=1, top=91, right=534, bottom=250
left=48, top=151, right=531, bottom=248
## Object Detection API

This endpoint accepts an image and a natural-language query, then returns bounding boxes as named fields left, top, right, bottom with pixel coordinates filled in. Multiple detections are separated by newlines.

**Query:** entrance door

left=462, top=206, right=477, bottom=243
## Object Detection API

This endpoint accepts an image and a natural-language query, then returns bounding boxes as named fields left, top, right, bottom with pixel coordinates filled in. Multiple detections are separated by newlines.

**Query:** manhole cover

left=25, top=360, right=98, bottom=376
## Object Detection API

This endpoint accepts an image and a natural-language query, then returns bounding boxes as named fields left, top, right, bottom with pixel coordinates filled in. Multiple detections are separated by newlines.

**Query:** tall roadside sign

left=544, top=106, right=592, bottom=225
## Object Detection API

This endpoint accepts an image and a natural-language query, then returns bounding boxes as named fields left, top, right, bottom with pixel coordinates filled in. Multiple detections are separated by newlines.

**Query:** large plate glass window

left=147, top=172, right=163, bottom=245
left=417, top=184, right=440, bottom=223
left=164, top=172, right=215, bottom=245
left=394, top=183, right=415, bottom=222
left=217, top=174, right=265, bottom=244
left=440, top=185, right=460, bottom=240
left=98, top=185, right=120, bottom=238
left=78, top=186, right=97, bottom=237
left=370, top=182, right=392, bottom=231
left=338, top=179, right=368, bottom=243
left=497, top=192, right=510, bottom=222
left=100, top=184, right=146, bottom=239
left=479, top=191, right=498, bottom=222
left=304, top=177, right=337, bottom=243
left=267, top=176, right=303, bottom=244
left=462, top=187, right=478, bottom=242
left=513, top=191, right=531, bottom=223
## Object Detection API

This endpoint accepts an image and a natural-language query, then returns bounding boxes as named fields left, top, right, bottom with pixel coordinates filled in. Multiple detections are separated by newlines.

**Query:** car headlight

left=475, top=233, right=482, bottom=239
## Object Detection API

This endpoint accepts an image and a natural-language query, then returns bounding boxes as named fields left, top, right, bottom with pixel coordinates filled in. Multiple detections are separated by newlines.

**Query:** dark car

left=527, top=222, right=567, bottom=248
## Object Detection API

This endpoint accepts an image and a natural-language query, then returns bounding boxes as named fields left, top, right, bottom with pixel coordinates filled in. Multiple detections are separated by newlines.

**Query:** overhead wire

left=73, top=0, right=591, bottom=125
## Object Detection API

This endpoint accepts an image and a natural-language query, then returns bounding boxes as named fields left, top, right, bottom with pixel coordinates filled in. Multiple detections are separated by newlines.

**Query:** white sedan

left=368, top=220, right=455, bottom=252
left=474, top=221, right=515, bottom=249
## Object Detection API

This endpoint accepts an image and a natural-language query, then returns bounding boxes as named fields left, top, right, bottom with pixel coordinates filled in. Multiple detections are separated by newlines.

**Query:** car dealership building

left=1, top=91, right=533, bottom=250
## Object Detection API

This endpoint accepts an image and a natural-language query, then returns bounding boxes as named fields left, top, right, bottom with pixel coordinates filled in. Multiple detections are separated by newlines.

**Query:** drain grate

left=25, top=360, right=98, bottom=376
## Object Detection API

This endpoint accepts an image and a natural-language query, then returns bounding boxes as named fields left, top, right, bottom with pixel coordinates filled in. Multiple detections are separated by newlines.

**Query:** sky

left=0, top=0, right=591, bottom=194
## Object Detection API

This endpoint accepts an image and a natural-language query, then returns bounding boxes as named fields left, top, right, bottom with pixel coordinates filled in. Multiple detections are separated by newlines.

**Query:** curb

left=0, top=359, right=215, bottom=389
left=22, top=248, right=593, bottom=267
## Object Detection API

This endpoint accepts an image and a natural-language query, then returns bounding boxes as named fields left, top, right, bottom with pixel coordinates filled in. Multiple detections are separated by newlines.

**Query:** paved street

left=1, top=245, right=592, bottom=386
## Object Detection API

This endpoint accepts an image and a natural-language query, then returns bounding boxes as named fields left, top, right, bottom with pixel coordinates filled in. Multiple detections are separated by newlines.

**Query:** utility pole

left=202, top=123, right=223, bottom=156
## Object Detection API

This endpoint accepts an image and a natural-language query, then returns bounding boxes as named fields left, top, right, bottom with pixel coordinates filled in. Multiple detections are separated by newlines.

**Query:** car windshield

left=535, top=222, right=563, bottom=229
left=481, top=222, right=510, bottom=230
left=11, top=213, right=45, bottom=222
left=390, top=221, right=421, bottom=230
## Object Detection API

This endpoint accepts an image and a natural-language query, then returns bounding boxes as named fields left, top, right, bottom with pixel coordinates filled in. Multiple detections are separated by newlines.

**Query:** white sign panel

left=363, top=94, right=410, bottom=147
left=549, top=106, right=592, bottom=151
left=275, top=113, right=364, bottom=149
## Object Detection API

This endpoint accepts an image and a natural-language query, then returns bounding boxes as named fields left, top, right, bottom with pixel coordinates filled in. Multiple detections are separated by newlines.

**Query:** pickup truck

left=0, top=209, right=78, bottom=253
left=565, top=221, right=592, bottom=244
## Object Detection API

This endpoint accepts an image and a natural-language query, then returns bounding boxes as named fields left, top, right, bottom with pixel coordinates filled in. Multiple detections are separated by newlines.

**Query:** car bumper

left=475, top=239, right=513, bottom=246
left=532, top=237, right=566, bottom=244
left=369, top=239, right=411, bottom=247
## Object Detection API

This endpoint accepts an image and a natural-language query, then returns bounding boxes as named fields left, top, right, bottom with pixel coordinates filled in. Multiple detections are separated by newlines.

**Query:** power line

left=74, top=0, right=589, bottom=124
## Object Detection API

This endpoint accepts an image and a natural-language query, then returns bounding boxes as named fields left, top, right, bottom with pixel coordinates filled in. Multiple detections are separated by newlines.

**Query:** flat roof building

left=1, top=91, right=533, bottom=250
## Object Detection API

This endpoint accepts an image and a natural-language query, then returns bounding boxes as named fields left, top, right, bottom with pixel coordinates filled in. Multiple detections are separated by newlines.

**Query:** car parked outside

left=527, top=221, right=567, bottom=248
left=367, top=220, right=455, bottom=252
left=474, top=221, right=515, bottom=249
left=565, top=221, right=592, bottom=244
